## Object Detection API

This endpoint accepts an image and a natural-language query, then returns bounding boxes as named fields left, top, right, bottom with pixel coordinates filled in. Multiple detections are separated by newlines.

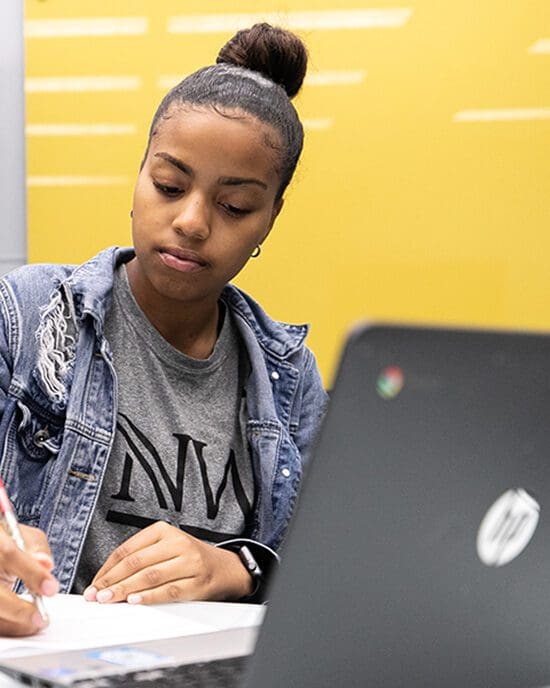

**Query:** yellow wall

left=24, top=1, right=550, bottom=386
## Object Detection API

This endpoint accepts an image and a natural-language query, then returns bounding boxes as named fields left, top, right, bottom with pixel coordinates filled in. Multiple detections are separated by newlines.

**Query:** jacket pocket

left=5, top=400, right=65, bottom=522
left=16, top=400, right=64, bottom=462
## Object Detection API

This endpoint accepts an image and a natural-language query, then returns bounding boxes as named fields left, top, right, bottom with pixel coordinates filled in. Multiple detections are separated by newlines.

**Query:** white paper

left=0, top=594, right=215, bottom=658
left=170, top=600, right=266, bottom=631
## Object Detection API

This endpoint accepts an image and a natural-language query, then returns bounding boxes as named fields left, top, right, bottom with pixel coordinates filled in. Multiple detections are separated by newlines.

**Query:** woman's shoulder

left=0, top=262, right=77, bottom=303
left=4, top=261, right=76, bottom=281
left=0, top=247, right=126, bottom=307
left=0, top=263, right=80, bottom=312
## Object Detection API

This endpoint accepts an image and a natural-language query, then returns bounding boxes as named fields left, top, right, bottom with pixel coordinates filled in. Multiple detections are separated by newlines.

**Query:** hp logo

left=477, top=488, right=540, bottom=567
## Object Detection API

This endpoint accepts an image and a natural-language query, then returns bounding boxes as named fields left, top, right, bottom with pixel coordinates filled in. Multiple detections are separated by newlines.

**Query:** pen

left=0, top=477, right=49, bottom=623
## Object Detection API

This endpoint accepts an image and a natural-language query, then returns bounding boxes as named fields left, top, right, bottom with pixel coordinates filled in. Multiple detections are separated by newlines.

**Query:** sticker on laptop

left=87, top=647, right=174, bottom=667
left=38, top=666, right=77, bottom=680
left=477, top=488, right=540, bottom=567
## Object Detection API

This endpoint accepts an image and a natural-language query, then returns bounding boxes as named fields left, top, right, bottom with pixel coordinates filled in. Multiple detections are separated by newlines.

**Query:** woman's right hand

left=0, top=524, right=59, bottom=636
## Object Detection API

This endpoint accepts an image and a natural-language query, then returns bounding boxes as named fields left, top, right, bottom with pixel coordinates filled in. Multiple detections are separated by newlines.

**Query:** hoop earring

left=251, top=245, right=261, bottom=258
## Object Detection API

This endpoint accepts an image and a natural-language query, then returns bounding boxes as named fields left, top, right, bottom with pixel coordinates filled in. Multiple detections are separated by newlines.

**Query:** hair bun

left=216, top=23, right=308, bottom=99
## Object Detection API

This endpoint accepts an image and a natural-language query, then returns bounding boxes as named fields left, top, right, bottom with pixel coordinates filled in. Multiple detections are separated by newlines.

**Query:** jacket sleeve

left=0, top=280, right=15, bottom=422
left=0, top=281, right=18, bottom=485
left=291, top=347, right=329, bottom=468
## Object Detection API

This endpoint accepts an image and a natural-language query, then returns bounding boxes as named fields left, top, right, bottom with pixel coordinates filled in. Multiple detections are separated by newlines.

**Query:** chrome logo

left=376, top=366, right=404, bottom=400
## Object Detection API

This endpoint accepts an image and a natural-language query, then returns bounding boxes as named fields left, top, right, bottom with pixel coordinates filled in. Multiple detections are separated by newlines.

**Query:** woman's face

left=130, top=105, right=283, bottom=308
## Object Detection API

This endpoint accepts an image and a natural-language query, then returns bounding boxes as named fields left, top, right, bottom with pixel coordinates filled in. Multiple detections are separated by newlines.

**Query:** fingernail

left=83, top=586, right=97, bottom=602
left=41, top=578, right=59, bottom=596
left=31, top=612, right=49, bottom=629
left=127, top=593, right=143, bottom=605
left=97, top=589, right=113, bottom=603
left=32, top=552, right=54, bottom=569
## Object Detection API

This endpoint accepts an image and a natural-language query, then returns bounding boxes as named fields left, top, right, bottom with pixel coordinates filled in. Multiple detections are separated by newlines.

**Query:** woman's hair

left=145, top=23, right=308, bottom=199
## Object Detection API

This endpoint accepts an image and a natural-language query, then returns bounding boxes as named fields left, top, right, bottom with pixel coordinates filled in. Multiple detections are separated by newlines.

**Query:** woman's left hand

left=83, top=521, right=253, bottom=605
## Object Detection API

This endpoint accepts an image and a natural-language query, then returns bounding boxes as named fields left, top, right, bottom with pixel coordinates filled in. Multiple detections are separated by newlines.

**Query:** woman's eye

left=153, top=181, right=182, bottom=197
left=221, top=203, right=250, bottom=217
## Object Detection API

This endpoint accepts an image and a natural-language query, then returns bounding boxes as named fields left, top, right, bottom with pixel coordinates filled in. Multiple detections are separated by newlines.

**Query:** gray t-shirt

left=73, top=266, right=254, bottom=592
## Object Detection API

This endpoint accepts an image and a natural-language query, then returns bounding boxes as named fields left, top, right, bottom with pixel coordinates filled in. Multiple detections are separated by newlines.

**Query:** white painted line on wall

left=25, top=76, right=141, bottom=93
left=26, top=123, right=137, bottom=136
left=157, top=75, right=188, bottom=90
left=528, top=39, right=550, bottom=54
left=305, top=70, right=366, bottom=86
left=168, top=9, right=412, bottom=34
left=453, top=108, right=550, bottom=122
left=303, top=118, right=333, bottom=130
left=27, top=176, right=130, bottom=187
left=25, top=17, right=148, bottom=38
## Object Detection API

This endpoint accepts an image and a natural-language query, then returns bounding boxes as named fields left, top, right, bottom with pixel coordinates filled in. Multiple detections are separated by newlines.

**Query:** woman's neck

left=125, top=260, right=221, bottom=359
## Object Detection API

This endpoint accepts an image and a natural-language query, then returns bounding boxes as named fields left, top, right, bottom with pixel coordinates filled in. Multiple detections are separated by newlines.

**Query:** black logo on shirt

left=106, top=413, right=254, bottom=542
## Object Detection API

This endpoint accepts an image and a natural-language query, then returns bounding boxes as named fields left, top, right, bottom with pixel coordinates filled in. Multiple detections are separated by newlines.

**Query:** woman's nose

left=172, top=192, right=210, bottom=241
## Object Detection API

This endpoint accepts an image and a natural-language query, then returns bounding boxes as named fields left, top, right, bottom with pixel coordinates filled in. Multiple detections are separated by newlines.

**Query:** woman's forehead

left=154, top=104, right=278, bottom=145
left=148, top=105, right=282, bottom=178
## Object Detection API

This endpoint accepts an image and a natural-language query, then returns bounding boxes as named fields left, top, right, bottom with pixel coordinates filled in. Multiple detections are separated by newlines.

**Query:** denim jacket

left=0, top=247, right=328, bottom=593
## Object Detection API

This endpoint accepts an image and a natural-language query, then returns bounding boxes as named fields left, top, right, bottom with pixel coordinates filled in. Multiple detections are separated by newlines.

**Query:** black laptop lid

left=244, top=324, right=550, bottom=688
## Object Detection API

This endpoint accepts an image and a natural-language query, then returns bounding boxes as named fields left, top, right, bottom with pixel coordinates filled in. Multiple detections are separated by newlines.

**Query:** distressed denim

left=0, top=247, right=328, bottom=593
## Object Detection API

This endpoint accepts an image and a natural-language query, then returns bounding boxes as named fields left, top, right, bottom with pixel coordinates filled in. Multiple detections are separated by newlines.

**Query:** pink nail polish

left=41, top=578, right=59, bottom=596
left=127, top=593, right=143, bottom=605
left=97, top=589, right=113, bottom=603
left=32, top=551, right=54, bottom=568
left=83, top=586, right=98, bottom=601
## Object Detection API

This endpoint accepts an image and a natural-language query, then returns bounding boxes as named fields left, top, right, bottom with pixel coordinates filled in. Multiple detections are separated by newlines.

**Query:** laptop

left=0, top=628, right=256, bottom=687
left=244, top=323, right=550, bottom=688
left=4, top=322, right=550, bottom=687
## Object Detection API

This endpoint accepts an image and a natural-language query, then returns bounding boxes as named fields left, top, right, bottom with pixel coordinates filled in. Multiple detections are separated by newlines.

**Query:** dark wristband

left=235, top=545, right=263, bottom=598
left=216, top=539, right=279, bottom=604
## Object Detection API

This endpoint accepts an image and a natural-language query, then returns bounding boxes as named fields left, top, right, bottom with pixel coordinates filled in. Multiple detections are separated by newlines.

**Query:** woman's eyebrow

left=154, top=152, right=192, bottom=175
left=153, top=152, right=267, bottom=189
left=218, top=176, right=267, bottom=190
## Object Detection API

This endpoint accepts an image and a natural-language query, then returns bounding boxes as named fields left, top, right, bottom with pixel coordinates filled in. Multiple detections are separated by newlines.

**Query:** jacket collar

left=222, top=284, right=309, bottom=360
left=65, top=246, right=308, bottom=360
left=64, top=246, right=133, bottom=334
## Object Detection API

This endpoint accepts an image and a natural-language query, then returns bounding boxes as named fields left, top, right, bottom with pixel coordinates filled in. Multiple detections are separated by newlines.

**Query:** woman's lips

left=158, top=248, right=207, bottom=273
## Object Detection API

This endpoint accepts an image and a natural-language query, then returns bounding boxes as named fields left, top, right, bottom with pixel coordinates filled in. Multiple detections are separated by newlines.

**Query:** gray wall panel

left=0, top=0, right=27, bottom=275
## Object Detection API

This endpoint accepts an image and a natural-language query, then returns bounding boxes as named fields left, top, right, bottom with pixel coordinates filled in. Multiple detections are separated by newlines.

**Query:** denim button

left=271, top=371, right=280, bottom=381
left=281, top=467, right=291, bottom=478
left=33, top=428, right=50, bottom=447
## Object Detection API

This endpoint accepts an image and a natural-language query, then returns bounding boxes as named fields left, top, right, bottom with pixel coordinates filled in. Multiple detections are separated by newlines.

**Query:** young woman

left=0, top=23, right=327, bottom=637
